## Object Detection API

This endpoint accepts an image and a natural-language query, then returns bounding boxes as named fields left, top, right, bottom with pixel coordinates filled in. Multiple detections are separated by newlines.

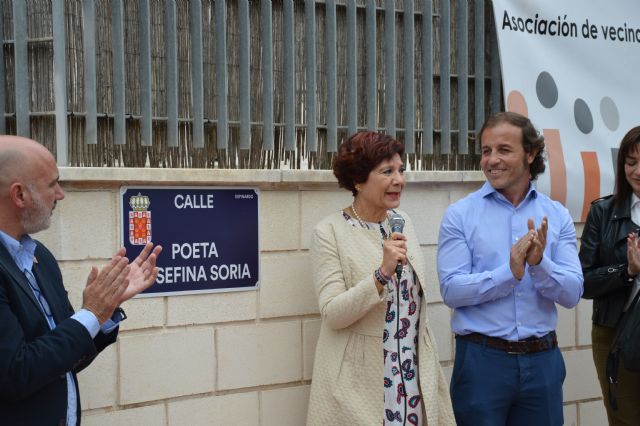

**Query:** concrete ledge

left=59, top=167, right=485, bottom=186
left=405, top=170, right=484, bottom=183
left=59, top=167, right=283, bottom=185
left=281, top=169, right=335, bottom=183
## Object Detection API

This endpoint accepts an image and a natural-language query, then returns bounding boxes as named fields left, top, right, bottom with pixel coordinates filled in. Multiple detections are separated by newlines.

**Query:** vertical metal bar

left=139, top=0, right=152, bottom=146
left=346, top=0, right=357, bottom=136
left=163, top=0, right=178, bottom=147
left=439, top=0, right=451, bottom=154
left=474, top=0, right=485, bottom=153
left=456, top=0, right=468, bottom=154
left=82, top=0, right=97, bottom=145
left=365, top=1, right=376, bottom=131
left=189, top=0, right=204, bottom=148
left=0, top=3, right=6, bottom=135
left=384, top=0, right=396, bottom=138
left=403, top=0, right=415, bottom=153
left=305, top=0, right=317, bottom=152
left=215, top=0, right=228, bottom=150
left=326, top=0, right=337, bottom=152
left=283, top=0, right=294, bottom=151
left=262, top=0, right=274, bottom=150
left=12, top=0, right=29, bottom=137
left=422, top=0, right=433, bottom=154
left=112, top=0, right=126, bottom=145
left=52, top=0, right=67, bottom=164
left=490, top=20, right=501, bottom=114
left=238, top=0, right=250, bottom=150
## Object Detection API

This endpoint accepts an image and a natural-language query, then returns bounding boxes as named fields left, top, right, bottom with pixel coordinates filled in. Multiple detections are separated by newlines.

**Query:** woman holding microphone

left=306, top=132, right=454, bottom=426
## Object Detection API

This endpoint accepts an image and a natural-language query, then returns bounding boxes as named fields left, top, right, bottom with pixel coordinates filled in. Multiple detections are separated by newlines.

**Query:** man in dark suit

left=0, top=135, right=162, bottom=425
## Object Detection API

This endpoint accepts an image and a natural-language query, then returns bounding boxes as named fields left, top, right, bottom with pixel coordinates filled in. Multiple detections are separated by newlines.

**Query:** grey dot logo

left=536, top=71, right=558, bottom=109
left=600, top=96, right=619, bottom=131
left=574, top=98, right=593, bottom=134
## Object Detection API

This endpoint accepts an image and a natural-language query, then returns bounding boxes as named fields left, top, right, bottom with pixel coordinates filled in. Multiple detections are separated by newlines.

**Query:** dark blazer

left=0, top=240, right=117, bottom=426
left=579, top=195, right=639, bottom=328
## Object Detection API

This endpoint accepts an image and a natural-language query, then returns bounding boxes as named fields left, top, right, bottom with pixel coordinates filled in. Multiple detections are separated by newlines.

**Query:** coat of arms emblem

left=129, top=193, right=152, bottom=245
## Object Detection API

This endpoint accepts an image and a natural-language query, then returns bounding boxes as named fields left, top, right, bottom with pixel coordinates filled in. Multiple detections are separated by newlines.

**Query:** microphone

left=389, top=213, right=405, bottom=281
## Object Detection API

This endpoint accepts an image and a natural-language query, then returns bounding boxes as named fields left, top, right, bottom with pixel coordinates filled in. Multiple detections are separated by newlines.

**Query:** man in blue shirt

left=0, top=135, right=162, bottom=425
left=437, top=112, right=583, bottom=426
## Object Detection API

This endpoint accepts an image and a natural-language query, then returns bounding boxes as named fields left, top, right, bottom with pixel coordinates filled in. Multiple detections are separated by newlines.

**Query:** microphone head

left=389, top=213, right=405, bottom=234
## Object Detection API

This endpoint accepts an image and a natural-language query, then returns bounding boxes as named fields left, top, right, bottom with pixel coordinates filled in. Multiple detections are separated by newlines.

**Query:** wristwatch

left=112, top=306, right=127, bottom=322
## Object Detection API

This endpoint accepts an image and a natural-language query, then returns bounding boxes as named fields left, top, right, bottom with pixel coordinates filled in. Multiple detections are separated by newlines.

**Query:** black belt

left=456, top=331, right=557, bottom=355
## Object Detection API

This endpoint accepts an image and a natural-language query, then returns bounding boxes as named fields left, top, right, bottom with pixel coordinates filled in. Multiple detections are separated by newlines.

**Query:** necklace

left=351, top=202, right=365, bottom=224
left=352, top=202, right=388, bottom=240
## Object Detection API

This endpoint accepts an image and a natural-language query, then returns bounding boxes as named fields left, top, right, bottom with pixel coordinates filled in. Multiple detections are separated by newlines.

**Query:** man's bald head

left=0, top=136, right=63, bottom=238
left=0, top=136, right=54, bottom=189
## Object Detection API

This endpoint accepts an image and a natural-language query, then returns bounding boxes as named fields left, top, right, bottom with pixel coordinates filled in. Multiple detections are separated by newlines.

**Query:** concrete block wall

left=34, top=168, right=604, bottom=425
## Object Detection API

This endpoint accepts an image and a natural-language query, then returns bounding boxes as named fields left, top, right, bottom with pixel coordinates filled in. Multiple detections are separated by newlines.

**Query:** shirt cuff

left=100, top=318, right=120, bottom=334
left=71, top=309, right=101, bottom=338
left=528, top=255, right=553, bottom=281
left=493, top=263, right=521, bottom=296
left=71, top=308, right=122, bottom=338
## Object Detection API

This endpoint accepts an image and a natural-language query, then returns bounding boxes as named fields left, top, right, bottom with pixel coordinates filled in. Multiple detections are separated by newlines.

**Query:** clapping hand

left=526, top=216, right=548, bottom=266
left=116, top=242, right=163, bottom=303
left=82, top=242, right=162, bottom=324
left=627, top=231, right=640, bottom=277
left=509, top=217, right=549, bottom=281
left=510, top=229, right=535, bottom=280
left=82, top=256, right=130, bottom=324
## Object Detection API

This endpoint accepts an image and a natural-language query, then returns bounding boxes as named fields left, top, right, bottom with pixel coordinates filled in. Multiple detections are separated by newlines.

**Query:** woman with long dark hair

left=580, top=126, right=640, bottom=424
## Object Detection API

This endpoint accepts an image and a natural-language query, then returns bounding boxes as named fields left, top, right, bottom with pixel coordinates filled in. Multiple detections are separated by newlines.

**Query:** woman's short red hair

left=333, top=131, right=404, bottom=196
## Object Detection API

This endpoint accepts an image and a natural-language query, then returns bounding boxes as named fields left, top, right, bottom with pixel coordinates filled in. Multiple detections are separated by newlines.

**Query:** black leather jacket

left=579, top=195, right=639, bottom=328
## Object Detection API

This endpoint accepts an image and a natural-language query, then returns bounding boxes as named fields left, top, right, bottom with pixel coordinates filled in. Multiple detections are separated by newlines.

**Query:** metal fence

left=0, top=0, right=502, bottom=169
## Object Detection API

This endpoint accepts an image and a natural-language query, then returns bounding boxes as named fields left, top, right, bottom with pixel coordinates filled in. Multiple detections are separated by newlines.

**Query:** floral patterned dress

left=343, top=211, right=423, bottom=425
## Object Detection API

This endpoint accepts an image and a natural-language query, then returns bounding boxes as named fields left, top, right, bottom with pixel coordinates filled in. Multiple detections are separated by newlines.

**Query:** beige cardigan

left=306, top=210, right=455, bottom=425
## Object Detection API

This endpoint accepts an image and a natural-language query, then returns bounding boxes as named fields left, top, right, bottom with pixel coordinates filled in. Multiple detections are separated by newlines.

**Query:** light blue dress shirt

left=437, top=181, right=584, bottom=341
left=0, top=230, right=118, bottom=426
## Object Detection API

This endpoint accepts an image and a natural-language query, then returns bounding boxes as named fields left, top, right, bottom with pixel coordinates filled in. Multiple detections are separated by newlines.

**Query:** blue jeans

left=451, top=337, right=566, bottom=426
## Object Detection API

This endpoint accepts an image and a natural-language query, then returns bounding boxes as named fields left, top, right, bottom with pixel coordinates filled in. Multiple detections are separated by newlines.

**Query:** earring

left=355, top=184, right=361, bottom=192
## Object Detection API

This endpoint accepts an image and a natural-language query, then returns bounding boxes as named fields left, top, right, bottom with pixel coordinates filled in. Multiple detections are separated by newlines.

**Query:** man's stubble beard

left=21, top=185, right=53, bottom=235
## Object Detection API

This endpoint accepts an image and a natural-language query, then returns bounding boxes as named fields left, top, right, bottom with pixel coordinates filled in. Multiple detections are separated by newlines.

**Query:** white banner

left=492, top=0, right=640, bottom=220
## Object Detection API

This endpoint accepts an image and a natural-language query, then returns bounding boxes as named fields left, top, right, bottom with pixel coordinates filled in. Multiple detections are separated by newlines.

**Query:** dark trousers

left=592, top=324, right=640, bottom=425
left=450, top=337, right=565, bottom=426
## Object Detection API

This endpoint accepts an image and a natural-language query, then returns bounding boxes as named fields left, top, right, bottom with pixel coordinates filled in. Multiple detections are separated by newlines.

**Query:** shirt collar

left=0, top=230, right=36, bottom=272
left=480, top=180, right=538, bottom=202
left=630, top=193, right=640, bottom=223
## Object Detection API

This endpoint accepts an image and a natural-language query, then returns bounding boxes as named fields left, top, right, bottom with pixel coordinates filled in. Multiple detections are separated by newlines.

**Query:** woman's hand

left=381, top=232, right=407, bottom=279
left=627, top=232, right=640, bottom=277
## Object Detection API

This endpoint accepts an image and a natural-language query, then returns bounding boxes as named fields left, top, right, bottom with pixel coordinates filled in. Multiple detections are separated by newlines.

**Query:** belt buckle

left=506, top=341, right=527, bottom=355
